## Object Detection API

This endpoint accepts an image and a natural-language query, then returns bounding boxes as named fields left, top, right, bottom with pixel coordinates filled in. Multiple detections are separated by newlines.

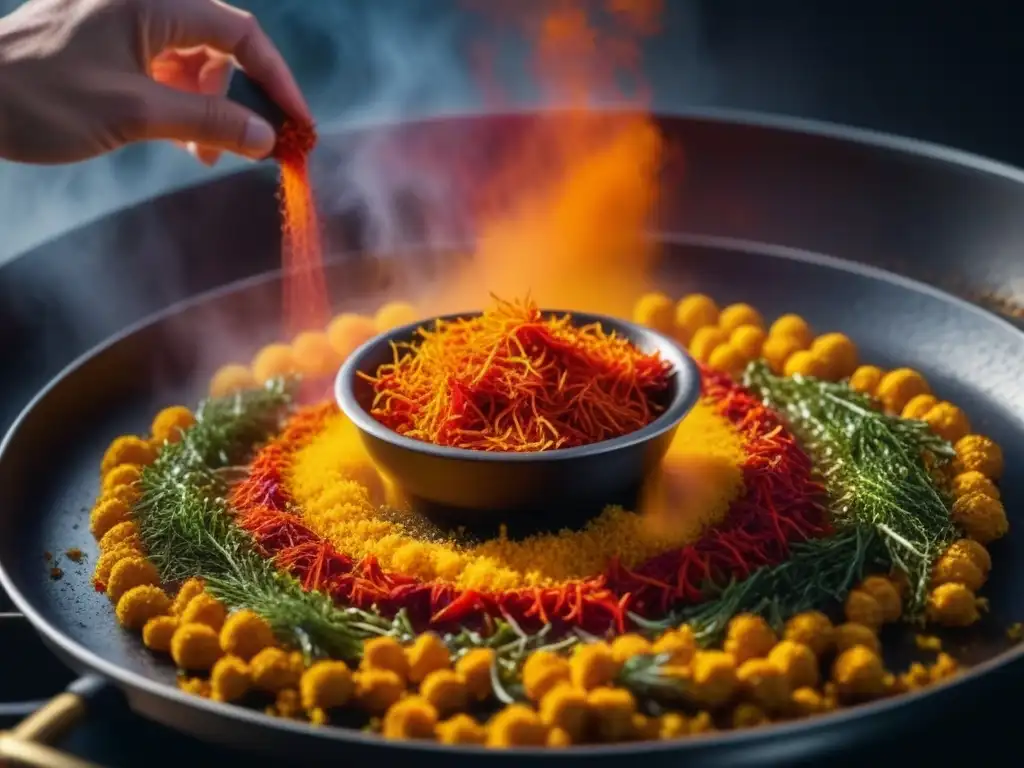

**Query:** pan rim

left=1, top=233, right=1022, bottom=758
left=3, top=106, right=1024, bottom=276
left=326, top=105, right=1024, bottom=189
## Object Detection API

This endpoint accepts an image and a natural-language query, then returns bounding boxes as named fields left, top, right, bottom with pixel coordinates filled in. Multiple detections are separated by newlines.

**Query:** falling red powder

left=273, top=121, right=331, bottom=338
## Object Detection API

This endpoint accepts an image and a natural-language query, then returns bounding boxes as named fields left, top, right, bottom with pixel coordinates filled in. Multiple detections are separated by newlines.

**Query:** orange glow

left=271, top=2, right=666, bottom=336
left=423, top=0, right=665, bottom=319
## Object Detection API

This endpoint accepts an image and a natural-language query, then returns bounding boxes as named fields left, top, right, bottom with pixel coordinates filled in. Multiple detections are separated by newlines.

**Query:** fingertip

left=287, top=89, right=313, bottom=124
left=241, top=114, right=276, bottom=159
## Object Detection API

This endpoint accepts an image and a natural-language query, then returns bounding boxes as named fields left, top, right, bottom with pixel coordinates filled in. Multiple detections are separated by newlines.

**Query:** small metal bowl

left=335, top=310, right=701, bottom=533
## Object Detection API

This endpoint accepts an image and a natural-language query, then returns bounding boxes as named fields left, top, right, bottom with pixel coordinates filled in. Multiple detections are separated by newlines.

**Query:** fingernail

left=242, top=115, right=276, bottom=159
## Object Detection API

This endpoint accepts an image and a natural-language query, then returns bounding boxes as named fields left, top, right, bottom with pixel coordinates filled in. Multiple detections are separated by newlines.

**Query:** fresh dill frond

left=633, top=363, right=957, bottom=642
left=132, top=379, right=573, bottom=663
left=133, top=378, right=366, bottom=660
left=466, top=613, right=582, bottom=703
left=633, top=524, right=888, bottom=645
left=615, top=652, right=690, bottom=706
left=743, top=361, right=957, bottom=614
left=136, top=378, right=293, bottom=582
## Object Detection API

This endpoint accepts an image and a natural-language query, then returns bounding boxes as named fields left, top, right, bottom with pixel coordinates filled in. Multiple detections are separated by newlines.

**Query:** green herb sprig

left=743, top=361, right=956, bottom=613
left=615, top=652, right=690, bottom=707
left=633, top=524, right=888, bottom=645
left=634, top=363, right=957, bottom=644
left=133, top=379, right=570, bottom=663
left=346, top=606, right=582, bottom=703
left=135, top=379, right=369, bottom=660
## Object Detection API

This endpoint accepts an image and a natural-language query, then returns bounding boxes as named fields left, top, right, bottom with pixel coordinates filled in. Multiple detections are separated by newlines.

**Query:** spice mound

left=83, top=290, right=1015, bottom=748
left=362, top=297, right=674, bottom=452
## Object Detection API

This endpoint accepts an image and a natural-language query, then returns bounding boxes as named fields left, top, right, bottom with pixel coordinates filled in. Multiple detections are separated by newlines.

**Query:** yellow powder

left=286, top=400, right=745, bottom=591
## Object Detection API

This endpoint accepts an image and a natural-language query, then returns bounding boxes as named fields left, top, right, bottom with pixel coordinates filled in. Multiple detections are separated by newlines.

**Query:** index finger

left=151, top=0, right=312, bottom=124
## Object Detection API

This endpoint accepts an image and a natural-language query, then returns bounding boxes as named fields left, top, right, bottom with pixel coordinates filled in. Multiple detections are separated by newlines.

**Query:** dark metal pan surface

left=5, top=109, right=1024, bottom=442
left=2, top=236, right=1023, bottom=766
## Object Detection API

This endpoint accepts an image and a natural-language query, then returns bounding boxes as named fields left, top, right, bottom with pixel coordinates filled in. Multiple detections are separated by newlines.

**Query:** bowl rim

left=335, top=308, right=700, bottom=463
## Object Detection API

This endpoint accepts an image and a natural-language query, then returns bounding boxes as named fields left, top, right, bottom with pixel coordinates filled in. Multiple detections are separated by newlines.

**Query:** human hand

left=0, top=0, right=311, bottom=165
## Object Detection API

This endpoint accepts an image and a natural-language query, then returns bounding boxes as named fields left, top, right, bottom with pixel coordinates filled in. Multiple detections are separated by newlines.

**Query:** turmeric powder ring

left=66, top=282, right=1017, bottom=752
left=3, top=244, right=1024, bottom=763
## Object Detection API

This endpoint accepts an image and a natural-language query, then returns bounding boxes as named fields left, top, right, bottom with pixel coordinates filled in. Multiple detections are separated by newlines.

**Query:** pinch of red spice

left=272, top=120, right=318, bottom=163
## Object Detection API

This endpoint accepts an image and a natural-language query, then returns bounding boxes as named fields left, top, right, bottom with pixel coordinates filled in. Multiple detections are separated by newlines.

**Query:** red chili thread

left=364, top=296, right=673, bottom=452
left=230, top=364, right=828, bottom=634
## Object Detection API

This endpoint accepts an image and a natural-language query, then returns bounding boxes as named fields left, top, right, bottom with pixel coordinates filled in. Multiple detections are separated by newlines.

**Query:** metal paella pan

left=2, top=110, right=1024, bottom=767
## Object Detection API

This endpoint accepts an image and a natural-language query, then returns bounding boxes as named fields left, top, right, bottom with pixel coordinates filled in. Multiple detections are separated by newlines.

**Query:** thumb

left=135, top=82, right=276, bottom=159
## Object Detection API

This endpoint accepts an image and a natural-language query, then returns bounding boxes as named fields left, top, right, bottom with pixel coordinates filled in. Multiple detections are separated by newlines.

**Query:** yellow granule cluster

left=287, top=400, right=746, bottom=591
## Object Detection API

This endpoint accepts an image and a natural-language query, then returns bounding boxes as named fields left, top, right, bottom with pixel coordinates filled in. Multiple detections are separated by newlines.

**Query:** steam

left=0, top=0, right=716, bottom=265
left=350, top=0, right=674, bottom=319
left=0, top=0, right=493, bottom=384
left=0, top=0, right=724, bottom=389
left=0, top=0, right=469, bottom=264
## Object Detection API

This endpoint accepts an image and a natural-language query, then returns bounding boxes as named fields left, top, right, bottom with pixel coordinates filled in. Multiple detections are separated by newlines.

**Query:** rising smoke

left=0, top=0, right=467, bottom=262
left=0, top=0, right=729, bottom=404
left=0, top=0, right=713, bottom=265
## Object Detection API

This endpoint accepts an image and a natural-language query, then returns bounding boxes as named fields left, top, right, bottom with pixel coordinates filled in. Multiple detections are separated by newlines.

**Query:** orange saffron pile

left=364, top=296, right=673, bottom=451
left=274, top=121, right=331, bottom=338
left=230, top=365, right=827, bottom=633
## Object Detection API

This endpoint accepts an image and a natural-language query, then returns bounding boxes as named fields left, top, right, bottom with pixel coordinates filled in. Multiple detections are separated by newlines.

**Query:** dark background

left=658, top=2, right=1019, bottom=163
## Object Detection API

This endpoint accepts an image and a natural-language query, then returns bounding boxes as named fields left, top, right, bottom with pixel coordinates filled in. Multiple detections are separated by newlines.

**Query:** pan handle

left=0, top=675, right=116, bottom=768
